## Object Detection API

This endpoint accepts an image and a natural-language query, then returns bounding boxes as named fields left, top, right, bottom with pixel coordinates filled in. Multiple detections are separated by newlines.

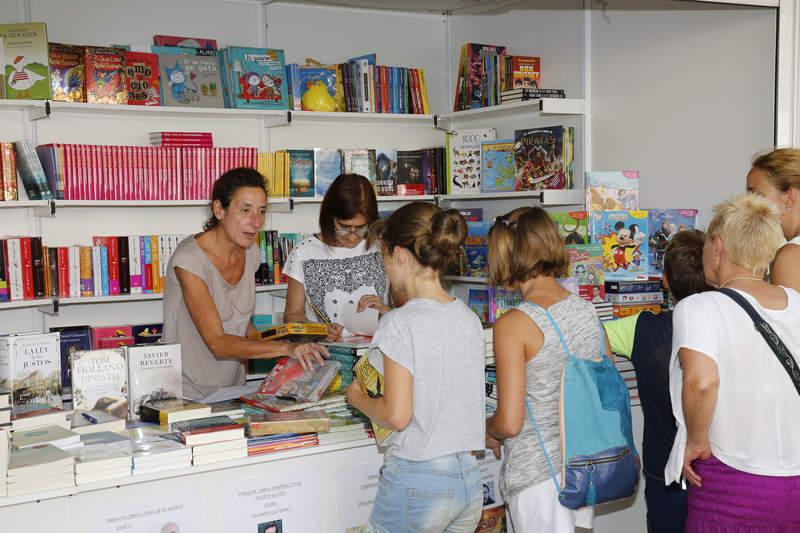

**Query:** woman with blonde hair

left=747, top=148, right=800, bottom=290
left=665, top=193, right=800, bottom=532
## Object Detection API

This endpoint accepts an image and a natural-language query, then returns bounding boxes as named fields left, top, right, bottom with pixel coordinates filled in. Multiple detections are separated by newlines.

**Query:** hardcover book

left=480, top=139, right=515, bottom=192
left=342, top=149, right=377, bottom=189
left=158, top=53, right=223, bottom=108
left=646, top=208, right=698, bottom=275
left=448, top=128, right=496, bottom=194
left=589, top=210, right=650, bottom=281
left=585, top=170, right=640, bottom=212
left=248, top=323, right=327, bottom=343
left=514, top=126, right=571, bottom=191
left=0, top=332, right=62, bottom=409
left=84, top=46, right=127, bottom=104
left=565, top=244, right=605, bottom=302
left=313, top=148, right=342, bottom=197
left=227, top=46, right=288, bottom=110
left=0, top=22, right=51, bottom=100
left=287, top=149, right=315, bottom=198
left=70, top=348, right=128, bottom=419
left=396, top=150, right=425, bottom=196
left=124, top=51, right=160, bottom=106
left=48, top=43, right=85, bottom=102
left=246, top=409, right=330, bottom=436
left=139, top=398, right=211, bottom=425
left=126, top=343, right=182, bottom=421
left=548, top=211, right=589, bottom=245
left=463, top=222, right=492, bottom=277
left=353, top=354, right=392, bottom=443
left=375, top=148, right=398, bottom=196
left=153, top=35, right=217, bottom=50
left=49, top=325, right=92, bottom=390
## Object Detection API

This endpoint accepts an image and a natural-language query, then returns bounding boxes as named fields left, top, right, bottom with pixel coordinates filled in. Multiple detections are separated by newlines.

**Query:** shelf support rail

left=432, top=114, right=455, bottom=135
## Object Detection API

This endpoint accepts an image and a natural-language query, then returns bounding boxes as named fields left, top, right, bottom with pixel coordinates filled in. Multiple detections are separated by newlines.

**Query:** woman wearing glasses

left=283, top=174, right=392, bottom=340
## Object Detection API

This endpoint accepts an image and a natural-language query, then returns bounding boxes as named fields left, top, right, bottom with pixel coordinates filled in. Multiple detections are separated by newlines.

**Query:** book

left=7, top=443, right=74, bottom=476
left=342, top=148, right=378, bottom=188
left=565, top=244, right=605, bottom=302
left=0, top=332, right=62, bottom=410
left=463, top=221, right=491, bottom=277
left=84, top=46, right=127, bottom=104
left=170, top=416, right=245, bottom=445
left=480, top=139, right=515, bottom=192
left=488, top=286, right=522, bottom=323
left=447, top=128, right=497, bottom=194
left=131, top=323, right=163, bottom=344
left=70, top=348, right=128, bottom=419
left=585, top=170, right=640, bottom=212
left=353, top=354, right=392, bottom=444
left=11, top=424, right=80, bottom=450
left=158, top=53, right=223, bottom=107
left=256, top=357, right=342, bottom=403
left=48, top=43, right=85, bottom=102
left=248, top=322, right=327, bottom=342
left=226, top=46, right=288, bottom=109
left=124, top=51, right=161, bottom=106
left=126, top=343, right=182, bottom=421
left=90, top=325, right=133, bottom=350
left=0, top=22, right=51, bottom=100
left=246, top=409, right=330, bottom=436
left=153, top=35, right=217, bottom=50
left=49, top=325, right=92, bottom=389
left=287, top=149, right=315, bottom=198
left=589, top=210, right=650, bottom=281
left=313, top=148, right=342, bottom=197
left=139, top=398, right=211, bottom=425
left=396, top=150, right=425, bottom=196
left=646, top=208, right=698, bottom=275
left=468, top=288, right=490, bottom=322
left=508, top=55, right=541, bottom=90
left=375, top=148, right=398, bottom=196
left=514, top=126, right=571, bottom=191
left=14, top=139, right=52, bottom=200
left=548, top=211, right=589, bottom=245
left=70, top=409, right=126, bottom=434
left=295, top=64, right=340, bottom=112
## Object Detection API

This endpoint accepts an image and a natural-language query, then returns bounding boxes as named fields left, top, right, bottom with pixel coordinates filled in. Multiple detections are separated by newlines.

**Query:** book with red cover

left=92, top=236, right=120, bottom=295
left=18, top=237, right=34, bottom=300
left=84, top=47, right=127, bottom=104
left=125, top=51, right=161, bottom=106
left=90, top=325, right=133, bottom=350
left=152, top=35, right=217, bottom=50
left=57, top=246, right=70, bottom=298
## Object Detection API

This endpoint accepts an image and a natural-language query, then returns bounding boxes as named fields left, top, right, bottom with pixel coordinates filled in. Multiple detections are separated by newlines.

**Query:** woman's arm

left=176, top=268, right=327, bottom=369
left=679, top=347, right=719, bottom=486
left=771, top=244, right=800, bottom=292
left=283, top=278, right=310, bottom=323
left=345, top=356, right=413, bottom=431
left=486, top=310, right=542, bottom=440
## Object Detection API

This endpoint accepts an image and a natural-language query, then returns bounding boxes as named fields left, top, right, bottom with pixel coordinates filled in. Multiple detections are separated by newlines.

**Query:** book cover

left=248, top=323, right=327, bottom=343
left=131, top=323, right=162, bottom=344
left=0, top=332, right=62, bottom=409
left=256, top=357, right=341, bottom=403
left=514, top=126, right=568, bottom=191
left=126, top=343, right=182, bottom=421
left=287, top=149, right=315, bottom=198
left=396, top=150, right=424, bottom=196
left=565, top=244, right=605, bottom=302
left=70, top=348, right=128, bottom=419
left=0, top=23, right=51, bottom=99
left=509, top=56, right=541, bottom=89
left=159, top=53, right=223, bottom=107
left=342, top=149, right=377, bottom=189
left=153, top=35, right=217, bottom=50
left=49, top=325, right=92, bottom=390
left=84, top=46, right=127, bottom=104
left=296, top=64, right=340, bottom=112
left=227, top=46, right=288, bottom=109
left=480, top=139, right=515, bottom=192
left=48, top=43, right=85, bottom=102
left=468, top=288, right=490, bottom=322
left=465, top=43, right=506, bottom=109
left=124, top=51, right=160, bottom=106
left=247, top=409, right=329, bottom=436
left=463, top=221, right=492, bottom=277
left=548, top=211, right=589, bottom=245
left=448, top=128, right=496, bottom=194
left=646, top=208, right=698, bottom=275
left=585, top=171, right=640, bottom=212
left=374, top=149, right=398, bottom=196
left=91, top=325, right=133, bottom=350
left=353, top=354, right=392, bottom=443
left=138, top=398, right=210, bottom=425
left=313, top=148, right=342, bottom=197
left=589, top=210, right=650, bottom=281
left=488, top=286, right=522, bottom=323
left=459, top=208, right=484, bottom=222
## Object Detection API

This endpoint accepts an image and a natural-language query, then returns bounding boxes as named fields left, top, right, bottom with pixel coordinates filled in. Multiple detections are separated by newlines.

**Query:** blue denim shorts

left=369, top=451, right=483, bottom=533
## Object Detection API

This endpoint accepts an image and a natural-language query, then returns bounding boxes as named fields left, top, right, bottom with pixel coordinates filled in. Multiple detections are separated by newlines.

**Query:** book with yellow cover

left=353, top=354, right=393, bottom=444
left=247, top=409, right=330, bottom=436
left=249, top=322, right=327, bottom=342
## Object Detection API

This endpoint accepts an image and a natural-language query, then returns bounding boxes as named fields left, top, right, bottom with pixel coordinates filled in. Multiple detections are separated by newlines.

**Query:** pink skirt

left=686, top=456, right=800, bottom=533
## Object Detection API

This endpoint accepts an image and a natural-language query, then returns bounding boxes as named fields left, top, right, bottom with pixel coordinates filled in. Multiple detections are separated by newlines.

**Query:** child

left=345, top=202, right=486, bottom=532
left=485, top=206, right=603, bottom=532
left=603, top=230, right=711, bottom=533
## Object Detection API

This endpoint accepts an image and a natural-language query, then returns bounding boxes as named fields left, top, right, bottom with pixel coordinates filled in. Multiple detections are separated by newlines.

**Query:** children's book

left=124, top=51, right=160, bottom=106
left=463, top=221, right=492, bottom=277
left=468, top=288, right=490, bottom=322
left=464, top=43, right=507, bottom=110
left=158, top=53, right=223, bottom=107
left=548, top=211, right=589, bottom=245
left=84, top=47, right=127, bottom=104
left=585, top=171, right=640, bottom=212
left=459, top=208, right=484, bottom=222
left=342, top=148, right=377, bottom=187
left=514, top=126, right=570, bottom=191
left=0, top=22, right=51, bottom=100
left=509, top=55, right=541, bottom=89
left=257, top=357, right=342, bottom=403
left=565, top=244, right=605, bottom=302
left=313, top=148, right=341, bottom=197
left=488, top=286, right=522, bottom=323
left=227, top=47, right=288, bottom=110
left=375, top=148, right=398, bottom=196
left=70, top=348, right=128, bottom=419
left=296, top=64, right=340, bottom=112
left=48, top=43, right=85, bottom=102
left=396, top=150, right=425, bottom=196
left=353, top=354, right=392, bottom=444
left=589, top=210, right=650, bottom=281
left=448, top=128, right=497, bottom=194
left=153, top=35, right=217, bottom=50
left=287, top=149, right=315, bottom=198
left=646, top=208, right=699, bottom=275
left=126, top=343, right=182, bottom=421
left=481, top=139, right=515, bottom=192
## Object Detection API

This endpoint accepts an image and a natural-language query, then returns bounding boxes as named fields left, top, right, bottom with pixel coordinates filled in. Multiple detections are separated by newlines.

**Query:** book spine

left=91, top=246, right=102, bottom=297
left=129, top=235, right=142, bottom=294
left=67, top=246, right=80, bottom=298
left=18, top=237, right=34, bottom=300
left=57, top=246, right=70, bottom=298
left=107, top=236, right=120, bottom=295
left=30, top=237, right=45, bottom=299
left=0, top=239, right=8, bottom=301
left=143, top=235, right=153, bottom=293
left=151, top=235, right=161, bottom=293
left=99, top=246, right=109, bottom=296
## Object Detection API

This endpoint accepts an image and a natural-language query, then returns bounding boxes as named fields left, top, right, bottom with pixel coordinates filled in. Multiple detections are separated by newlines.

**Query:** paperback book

left=226, top=47, right=288, bottom=110
left=548, top=211, right=589, bottom=245
left=0, top=22, right=51, bottom=99
left=353, top=354, right=392, bottom=444
left=313, top=148, right=342, bottom=197
left=480, top=139, right=515, bottom=192
left=126, top=343, right=182, bottom=421
left=514, top=126, right=572, bottom=191
left=646, top=208, right=698, bottom=275
left=585, top=170, right=640, bottom=212
left=447, top=128, right=497, bottom=194
left=589, top=210, right=650, bottom=281
left=375, top=148, right=398, bottom=196
left=70, top=348, right=128, bottom=419
left=158, top=53, right=223, bottom=107
left=0, top=332, right=62, bottom=409
left=48, top=43, right=84, bottom=102
left=287, top=149, right=315, bottom=198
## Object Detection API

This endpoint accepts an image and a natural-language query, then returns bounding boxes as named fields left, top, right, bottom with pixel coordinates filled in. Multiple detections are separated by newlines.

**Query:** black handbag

left=718, top=288, right=800, bottom=396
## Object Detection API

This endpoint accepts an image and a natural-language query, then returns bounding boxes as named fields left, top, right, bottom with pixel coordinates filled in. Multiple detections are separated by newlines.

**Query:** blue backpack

left=525, top=303, right=640, bottom=509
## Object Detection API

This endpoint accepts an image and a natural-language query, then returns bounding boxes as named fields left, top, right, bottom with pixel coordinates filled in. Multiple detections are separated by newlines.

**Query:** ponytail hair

left=379, top=202, right=467, bottom=273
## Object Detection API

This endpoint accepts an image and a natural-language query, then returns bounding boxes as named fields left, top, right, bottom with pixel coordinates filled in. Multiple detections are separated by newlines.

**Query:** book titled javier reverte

left=126, top=343, right=182, bottom=421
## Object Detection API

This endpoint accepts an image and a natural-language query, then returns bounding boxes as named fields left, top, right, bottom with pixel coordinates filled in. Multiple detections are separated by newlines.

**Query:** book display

left=0, top=1, right=780, bottom=532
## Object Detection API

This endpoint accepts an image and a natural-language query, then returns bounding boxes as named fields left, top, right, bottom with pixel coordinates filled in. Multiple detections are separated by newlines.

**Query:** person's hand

left=288, top=342, right=328, bottom=371
left=326, top=323, right=344, bottom=341
left=357, top=294, right=391, bottom=316
left=344, top=381, right=365, bottom=406
left=486, top=433, right=502, bottom=460
left=683, top=439, right=712, bottom=487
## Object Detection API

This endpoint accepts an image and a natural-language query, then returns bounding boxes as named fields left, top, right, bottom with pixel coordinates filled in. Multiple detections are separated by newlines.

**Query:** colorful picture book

left=646, top=208, right=698, bottom=275
left=353, top=354, right=392, bottom=443
left=0, top=22, right=51, bottom=100
left=287, top=149, right=315, bottom=198
left=565, top=244, right=605, bottom=302
left=448, top=128, right=497, bottom=194
left=468, top=288, right=490, bottom=322
left=481, top=140, right=515, bottom=192
left=463, top=221, right=492, bottom=277
left=488, top=286, right=522, bottom=323
left=48, top=43, right=84, bottom=102
left=84, top=47, right=127, bottom=104
left=589, top=210, right=650, bottom=281
left=225, top=47, right=288, bottom=110
left=124, top=51, right=160, bottom=106
left=514, top=126, right=573, bottom=191
left=548, top=211, right=589, bottom=245
left=585, top=170, right=640, bottom=212
left=158, top=53, right=223, bottom=108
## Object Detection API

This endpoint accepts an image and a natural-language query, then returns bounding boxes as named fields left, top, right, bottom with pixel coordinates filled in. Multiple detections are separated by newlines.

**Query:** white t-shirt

left=786, top=235, right=800, bottom=247
left=665, top=288, right=800, bottom=483
left=283, top=236, right=389, bottom=336
left=368, top=298, right=486, bottom=461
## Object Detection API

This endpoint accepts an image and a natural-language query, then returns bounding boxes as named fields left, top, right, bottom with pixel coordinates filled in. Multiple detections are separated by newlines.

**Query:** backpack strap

left=717, top=288, right=800, bottom=396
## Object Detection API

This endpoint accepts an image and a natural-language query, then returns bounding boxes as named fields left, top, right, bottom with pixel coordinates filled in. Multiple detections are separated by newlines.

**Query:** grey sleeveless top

left=499, top=294, right=603, bottom=500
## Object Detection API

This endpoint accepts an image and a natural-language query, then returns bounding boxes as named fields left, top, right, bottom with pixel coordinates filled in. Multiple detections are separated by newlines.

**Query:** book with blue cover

left=288, top=149, right=315, bottom=198
left=462, top=221, right=492, bottom=277
left=589, top=210, right=649, bottom=281
left=646, top=208, right=698, bottom=275
left=481, top=139, right=515, bottom=192
left=226, top=47, right=288, bottom=109
left=313, top=148, right=342, bottom=197
left=585, top=170, right=640, bottom=212
left=49, top=325, right=92, bottom=389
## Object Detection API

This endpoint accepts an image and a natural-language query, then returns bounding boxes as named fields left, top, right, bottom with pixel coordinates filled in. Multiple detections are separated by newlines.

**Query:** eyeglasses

left=334, top=223, right=370, bottom=237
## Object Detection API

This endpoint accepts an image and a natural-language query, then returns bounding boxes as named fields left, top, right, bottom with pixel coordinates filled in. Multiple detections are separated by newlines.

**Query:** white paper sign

left=342, top=305, right=379, bottom=336
left=87, top=489, right=203, bottom=533
left=223, top=468, right=321, bottom=532
left=336, top=461, right=382, bottom=531
left=477, top=449, right=504, bottom=509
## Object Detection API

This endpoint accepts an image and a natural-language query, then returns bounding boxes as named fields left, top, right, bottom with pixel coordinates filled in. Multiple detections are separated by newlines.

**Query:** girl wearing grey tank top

left=485, top=207, right=605, bottom=532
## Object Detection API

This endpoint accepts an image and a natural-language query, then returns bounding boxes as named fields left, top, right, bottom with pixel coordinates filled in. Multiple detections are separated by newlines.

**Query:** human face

left=215, top=186, right=267, bottom=248
left=333, top=214, right=369, bottom=248
left=747, top=167, right=792, bottom=238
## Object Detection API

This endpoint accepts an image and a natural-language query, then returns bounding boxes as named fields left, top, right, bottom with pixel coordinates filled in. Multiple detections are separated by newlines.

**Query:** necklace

left=718, top=275, right=763, bottom=288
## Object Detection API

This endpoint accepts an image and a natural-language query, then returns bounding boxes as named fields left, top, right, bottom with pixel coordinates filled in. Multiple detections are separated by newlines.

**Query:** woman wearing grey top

left=163, top=168, right=327, bottom=400
left=486, top=207, right=607, bottom=532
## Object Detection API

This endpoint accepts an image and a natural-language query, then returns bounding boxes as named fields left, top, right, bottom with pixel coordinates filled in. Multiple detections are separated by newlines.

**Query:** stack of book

left=113, top=435, right=191, bottom=476
left=323, top=336, right=372, bottom=388
left=246, top=432, right=319, bottom=456
left=70, top=410, right=126, bottom=435
left=247, top=410, right=329, bottom=437
left=6, top=443, right=75, bottom=497
left=0, top=387, right=9, bottom=429
left=69, top=445, right=132, bottom=485
left=11, top=404, right=69, bottom=432
left=615, top=358, right=639, bottom=407
left=139, top=399, right=212, bottom=426
left=169, top=416, right=247, bottom=466
left=605, top=280, right=662, bottom=318
left=11, top=425, right=83, bottom=451
left=149, top=131, right=213, bottom=148
left=594, top=301, right=614, bottom=322
left=500, top=88, right=565, bottom=104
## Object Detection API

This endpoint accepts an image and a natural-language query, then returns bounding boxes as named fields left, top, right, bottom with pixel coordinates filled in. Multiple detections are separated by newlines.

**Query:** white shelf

left=436, top=98, right=585, bottom=123
left=439, top=189, right=584, bottom=205
left=0, top=200, right=49, bottom=208
left=51, top=285, right=287, bottom=308
left=441, top=275, right=489, bottom=284
left=289, top=110, right=432, bottom=125
left=44, top=198, right=289, bottom=208
left=292, top=194, right=434, bottom=205
left=0, top=298, right=52, bottom=310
